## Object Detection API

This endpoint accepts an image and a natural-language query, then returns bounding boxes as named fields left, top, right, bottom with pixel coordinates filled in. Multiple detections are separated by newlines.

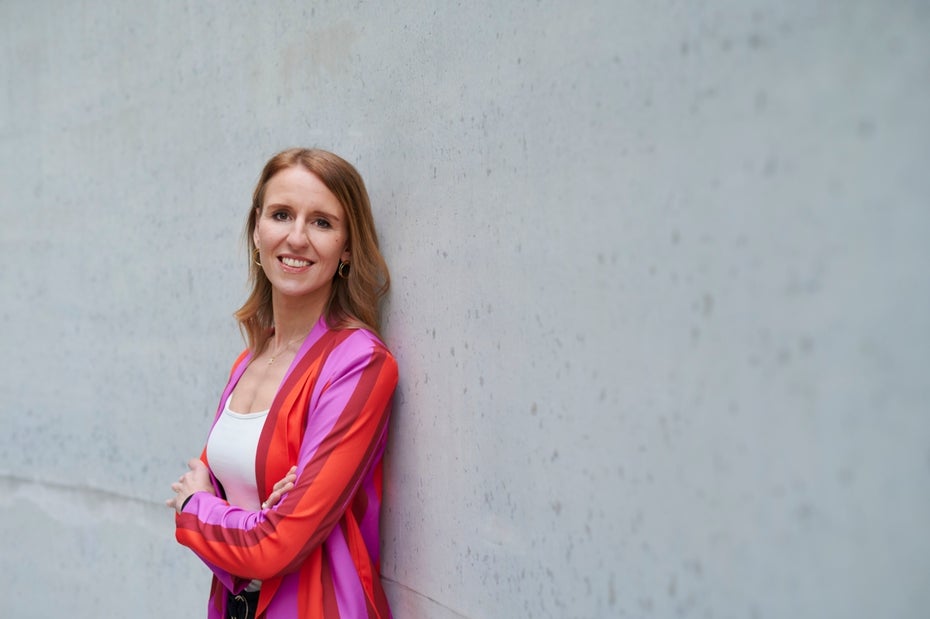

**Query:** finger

left=270, top=482, right=294, bottom=505
left=273, top=467, right=298, bottom=489
left=265, top=489, right=283, bottom=509
left=261, top=493, right=277, bottom=509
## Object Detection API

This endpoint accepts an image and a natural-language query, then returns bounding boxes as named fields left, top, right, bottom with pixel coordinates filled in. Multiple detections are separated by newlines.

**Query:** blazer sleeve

left=174, top=338, right=398, bottom=582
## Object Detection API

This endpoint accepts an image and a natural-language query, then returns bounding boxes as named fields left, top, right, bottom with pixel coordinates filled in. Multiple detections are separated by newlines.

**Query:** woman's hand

left=166, top=458, right=215, bottom=513
left=261, top=466, right=298, bottom=510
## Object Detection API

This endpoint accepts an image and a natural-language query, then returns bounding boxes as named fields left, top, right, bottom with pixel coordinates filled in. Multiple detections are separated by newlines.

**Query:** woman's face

left=253, top=165, right=350, bottom=305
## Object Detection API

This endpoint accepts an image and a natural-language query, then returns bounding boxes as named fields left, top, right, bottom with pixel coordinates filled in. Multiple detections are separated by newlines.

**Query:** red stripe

left=321, top=552, right=340, bottom=616
left=279, top=351, right=395, bottom=573
left=255, top=330, right=353, bottom=500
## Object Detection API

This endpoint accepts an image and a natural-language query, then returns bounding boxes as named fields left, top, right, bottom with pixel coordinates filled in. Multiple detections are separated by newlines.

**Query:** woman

left=166, top=148, right=397, bottom=619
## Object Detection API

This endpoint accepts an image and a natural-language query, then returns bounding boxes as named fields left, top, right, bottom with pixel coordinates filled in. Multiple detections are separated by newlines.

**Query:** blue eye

left=314, top=218, right=332, bottom=229
left=271, top=211, right=290, bottom=221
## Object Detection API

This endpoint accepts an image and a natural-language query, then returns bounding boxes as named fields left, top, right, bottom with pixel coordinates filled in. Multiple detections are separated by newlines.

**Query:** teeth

left=281, top=257, right=312, bottom=267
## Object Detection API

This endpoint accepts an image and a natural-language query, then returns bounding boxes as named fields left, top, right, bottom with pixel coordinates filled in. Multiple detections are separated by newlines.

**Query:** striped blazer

left=175, top=318, right=397, bottom=618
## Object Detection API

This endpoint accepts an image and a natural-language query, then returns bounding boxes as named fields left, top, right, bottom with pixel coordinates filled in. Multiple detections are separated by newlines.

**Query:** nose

left=286, top=219, right=310, bottom=248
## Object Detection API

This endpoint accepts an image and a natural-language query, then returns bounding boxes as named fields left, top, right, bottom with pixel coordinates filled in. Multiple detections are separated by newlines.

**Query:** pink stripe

left=358, top=439, right=387, bottom=561
left=190, top=498, right=262, bottom=529
left=325, top=524, right=367, bottom=618
left=295, top=340, right=369, bottom=474
left=265, top=573, right=300, bottom=619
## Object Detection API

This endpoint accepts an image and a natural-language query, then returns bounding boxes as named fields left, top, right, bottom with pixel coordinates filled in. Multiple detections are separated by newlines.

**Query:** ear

left=341, top=245, right=351, bottom=263
left=252, top=212, right=261, bottom=249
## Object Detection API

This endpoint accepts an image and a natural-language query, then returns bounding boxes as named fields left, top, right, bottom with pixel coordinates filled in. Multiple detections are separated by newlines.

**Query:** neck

left=270, top=287, right=330, bottom=345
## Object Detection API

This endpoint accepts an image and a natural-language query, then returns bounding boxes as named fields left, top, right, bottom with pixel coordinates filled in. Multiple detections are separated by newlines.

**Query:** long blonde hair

left=234, top=148, right=390, bottom=354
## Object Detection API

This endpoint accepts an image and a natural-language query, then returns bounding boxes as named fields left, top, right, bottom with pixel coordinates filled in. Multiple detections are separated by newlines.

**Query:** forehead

left=263, top=165, right=343, bottom=214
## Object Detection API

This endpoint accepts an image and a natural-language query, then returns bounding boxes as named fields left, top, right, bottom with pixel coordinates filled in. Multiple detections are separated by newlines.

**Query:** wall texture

left=2, top=1, right=928, bottom=618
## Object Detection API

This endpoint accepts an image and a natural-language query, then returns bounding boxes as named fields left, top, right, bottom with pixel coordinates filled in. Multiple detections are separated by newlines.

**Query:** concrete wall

left=2, top=1, right=928, bottom=617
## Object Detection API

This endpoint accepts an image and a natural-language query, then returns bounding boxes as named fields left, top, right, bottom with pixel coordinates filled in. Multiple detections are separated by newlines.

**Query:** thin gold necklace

left=266, top=332, right=309, bottom=365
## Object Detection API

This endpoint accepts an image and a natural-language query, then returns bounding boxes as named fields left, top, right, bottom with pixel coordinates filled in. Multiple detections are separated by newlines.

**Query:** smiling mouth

left=280, top=256, right=313, bottom=268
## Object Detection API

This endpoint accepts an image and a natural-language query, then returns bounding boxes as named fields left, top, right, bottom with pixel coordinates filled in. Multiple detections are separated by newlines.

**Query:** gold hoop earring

left=337, top=261, right=350, bottom=279
left=253, top=248, right=263, bottom=268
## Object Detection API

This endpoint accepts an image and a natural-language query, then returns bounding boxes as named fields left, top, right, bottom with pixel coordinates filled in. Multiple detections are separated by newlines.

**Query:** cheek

left=324, top=233, right=347, bottom=254
left=254, top=223, right=280, bottom=249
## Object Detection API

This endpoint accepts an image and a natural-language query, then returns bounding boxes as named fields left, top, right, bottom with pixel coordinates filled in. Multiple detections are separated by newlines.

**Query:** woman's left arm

left=174, top=338, right=398, bottom=581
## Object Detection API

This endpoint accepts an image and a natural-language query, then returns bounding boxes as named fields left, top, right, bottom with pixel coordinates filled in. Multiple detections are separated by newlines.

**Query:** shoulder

left=319, top=327, right=397, bottom=380
left=321, top=325, right=392, bottom=356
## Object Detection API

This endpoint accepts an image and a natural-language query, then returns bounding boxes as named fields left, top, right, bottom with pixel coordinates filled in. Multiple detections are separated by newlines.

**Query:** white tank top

left=206, top=395, right=268, bottom=591
left=206, top=395, right=269, bottom=511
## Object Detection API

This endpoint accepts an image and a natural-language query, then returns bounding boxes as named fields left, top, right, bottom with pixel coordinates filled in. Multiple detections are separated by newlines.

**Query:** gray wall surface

left=2, top=1, right=928, bottom=618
